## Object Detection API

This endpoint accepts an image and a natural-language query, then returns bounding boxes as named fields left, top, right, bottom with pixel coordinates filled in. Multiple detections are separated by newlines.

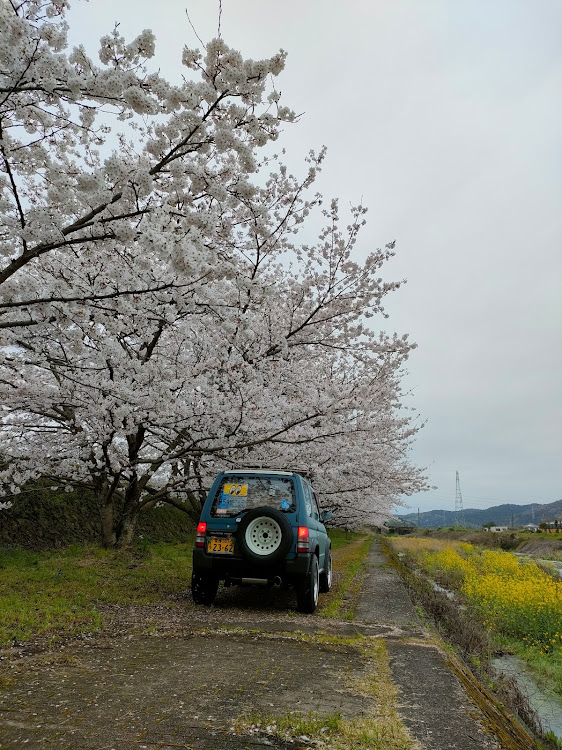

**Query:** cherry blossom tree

left=0, top=0, right=292, bottom=330
left=0, top=0, right=427, bottom=545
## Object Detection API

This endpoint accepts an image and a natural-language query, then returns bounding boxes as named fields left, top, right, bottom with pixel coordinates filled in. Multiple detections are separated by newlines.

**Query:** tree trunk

left=101, top=500, right=117, bottom=548
left=94, top=474, right=118, bottom=548
left=115, top=510, right=138, bottom=548
left=114, top=481, right=141, bottom=548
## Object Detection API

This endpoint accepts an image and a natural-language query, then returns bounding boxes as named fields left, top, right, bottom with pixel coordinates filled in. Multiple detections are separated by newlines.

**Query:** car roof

left=222, top=469, right=296, bottom=476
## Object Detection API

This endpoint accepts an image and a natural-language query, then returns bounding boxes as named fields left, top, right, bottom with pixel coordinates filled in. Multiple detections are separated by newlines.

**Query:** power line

left=455, top=471, right=466, bottom=527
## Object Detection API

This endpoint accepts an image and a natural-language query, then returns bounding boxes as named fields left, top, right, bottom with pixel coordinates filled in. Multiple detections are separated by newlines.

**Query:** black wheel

left=236, top=507, right=293, bottom=566
left=319, top=549, right=332, bottom=593
left=296, top=555, right=319, bottom=613
left=191, top=570, right=219, bottom=605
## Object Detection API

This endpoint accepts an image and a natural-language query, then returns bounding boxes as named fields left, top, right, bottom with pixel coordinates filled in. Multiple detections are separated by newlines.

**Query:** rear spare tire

left=236, top=507, right=293, bottom=566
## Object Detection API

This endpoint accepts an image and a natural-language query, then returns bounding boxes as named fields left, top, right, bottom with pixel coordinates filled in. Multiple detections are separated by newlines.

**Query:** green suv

left=191, top=469, right=332, bottom=613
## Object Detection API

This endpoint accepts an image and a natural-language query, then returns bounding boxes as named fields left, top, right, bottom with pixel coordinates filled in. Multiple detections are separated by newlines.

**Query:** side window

left=302, top=482, right=314, bottom=518
left=311, top=491, right=320, bottom=521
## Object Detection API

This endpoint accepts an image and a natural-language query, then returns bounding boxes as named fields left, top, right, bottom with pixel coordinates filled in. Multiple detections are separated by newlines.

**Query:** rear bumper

left=192, top=547, right=312, bottom=583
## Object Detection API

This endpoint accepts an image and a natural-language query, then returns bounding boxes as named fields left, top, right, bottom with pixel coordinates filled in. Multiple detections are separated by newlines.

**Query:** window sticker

left=224, top=483, right=248, bottom=496
left=216, top=492, right=231, bottom=514
left=280, top=499, right=291, bottom=511
left=229, top=496, right=247, bottom=512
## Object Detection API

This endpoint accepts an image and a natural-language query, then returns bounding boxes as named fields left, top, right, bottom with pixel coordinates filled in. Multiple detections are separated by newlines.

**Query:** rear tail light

left=297, top=526, right=310, bottom=553
left=195, top=522, right=207, bottom=547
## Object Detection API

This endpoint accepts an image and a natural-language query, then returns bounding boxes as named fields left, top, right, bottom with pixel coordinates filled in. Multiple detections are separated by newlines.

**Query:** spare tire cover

left=237, top=507, right=293, bottom=566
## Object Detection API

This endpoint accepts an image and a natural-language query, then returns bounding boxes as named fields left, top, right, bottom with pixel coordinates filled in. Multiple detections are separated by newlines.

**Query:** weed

left=0, top=531, right=370, bottom=646
left=0, top=540, right=194, bottom=646
left=320, top=535, right=372, bottom=619
left=414, top=605, right=426, bottom=622
left=237, top=710, right=343, bottom=741
left=236, top=638, right=416, bottom=750
left=389, top=537, right=562, bottom=663
left=387, top=536, right=562, bottom=747
left=544, top=730, right=562, bottom=750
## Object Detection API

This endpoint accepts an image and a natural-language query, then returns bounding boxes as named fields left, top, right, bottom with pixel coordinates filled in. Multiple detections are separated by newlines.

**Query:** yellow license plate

left=207, top=536, right=235, bottom=554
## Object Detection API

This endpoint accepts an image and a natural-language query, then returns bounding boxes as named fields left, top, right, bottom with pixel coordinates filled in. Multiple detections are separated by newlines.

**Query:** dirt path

left=0, top=542, right=510, bottom=749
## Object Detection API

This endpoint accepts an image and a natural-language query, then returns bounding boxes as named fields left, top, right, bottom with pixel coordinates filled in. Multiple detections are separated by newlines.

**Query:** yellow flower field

left=391, top=538, right=562, bottom=656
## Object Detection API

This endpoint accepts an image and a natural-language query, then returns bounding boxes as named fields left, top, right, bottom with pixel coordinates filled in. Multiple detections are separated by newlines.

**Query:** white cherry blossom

left=0, top=1, right=426, bottom=545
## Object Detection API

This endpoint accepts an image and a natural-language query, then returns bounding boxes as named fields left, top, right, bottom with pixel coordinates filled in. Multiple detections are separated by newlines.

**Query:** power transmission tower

left=455, top=471, right=466, bottom=527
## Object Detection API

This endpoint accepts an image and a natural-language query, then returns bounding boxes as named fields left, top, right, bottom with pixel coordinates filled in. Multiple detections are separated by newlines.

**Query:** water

left=492, top=655, right=562, bottom=740
left=421, top=552, right=562, bottom=739
left=495, top=554, right=562, bottom=739
left=432, top=582, right=456, bottom=600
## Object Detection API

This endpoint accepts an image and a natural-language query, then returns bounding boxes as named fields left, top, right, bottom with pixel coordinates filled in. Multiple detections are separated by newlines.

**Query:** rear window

left=211, top=475, right=296, bottom=518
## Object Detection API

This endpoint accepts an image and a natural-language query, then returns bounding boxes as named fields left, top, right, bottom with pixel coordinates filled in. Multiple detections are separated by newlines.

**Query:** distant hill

left=398, top=499, right=562, bottom=529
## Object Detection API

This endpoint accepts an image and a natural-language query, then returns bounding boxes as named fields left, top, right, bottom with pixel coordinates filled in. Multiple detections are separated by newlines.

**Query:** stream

left=491, top=654, right=562, bottom=740
left=430, top=570, right=562, bottom=741
left=498, top=550, right=562, bottom=739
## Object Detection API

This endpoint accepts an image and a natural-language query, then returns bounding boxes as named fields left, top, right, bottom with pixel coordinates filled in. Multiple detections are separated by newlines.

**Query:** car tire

left=237, top=507, right=293, bottom=566
left=191, top=569, right=219, bottom=605
left=296, top=555, right=319, bottom=613
left=319, top=548, right=332, bottom=593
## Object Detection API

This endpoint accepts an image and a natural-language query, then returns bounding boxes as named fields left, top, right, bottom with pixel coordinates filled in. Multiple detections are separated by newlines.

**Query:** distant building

left=484, top=526, right=509, bottom=533
left=541, top=522, right=562, bottom=533
left=373, top=517, right=418, bottom=535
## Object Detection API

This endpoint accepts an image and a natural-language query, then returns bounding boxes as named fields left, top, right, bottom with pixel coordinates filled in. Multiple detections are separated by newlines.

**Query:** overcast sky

left=69, top=0, right=562, bottom=514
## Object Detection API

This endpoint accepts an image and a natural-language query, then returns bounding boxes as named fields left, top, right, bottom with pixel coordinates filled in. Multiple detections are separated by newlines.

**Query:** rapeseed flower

left=391, top=538, right=562, bottom=653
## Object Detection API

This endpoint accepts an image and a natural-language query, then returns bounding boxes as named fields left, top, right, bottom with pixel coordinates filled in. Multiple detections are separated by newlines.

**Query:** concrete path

left=357, top=542, right=500, bottom=750
left=0, top=634, right=369, bottom=749
left=0, top=540, right=505, bottom=750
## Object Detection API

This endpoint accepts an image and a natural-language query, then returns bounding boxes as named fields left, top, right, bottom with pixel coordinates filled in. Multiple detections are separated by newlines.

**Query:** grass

left=320, top=531, right=372, bottom=619
left=0, top=531, right=371, bottom=646
left=0, top=541, right=194, bottom=645
left=238, top=711, right=344, bottom=741
left=236, top=636, right=416, bottom=750
left=326, top=527, right=361, bottom=551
